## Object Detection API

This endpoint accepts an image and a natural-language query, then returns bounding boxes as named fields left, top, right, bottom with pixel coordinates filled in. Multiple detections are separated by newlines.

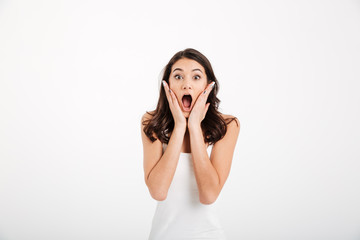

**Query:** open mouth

left=181, top=94, right=192, bottom=111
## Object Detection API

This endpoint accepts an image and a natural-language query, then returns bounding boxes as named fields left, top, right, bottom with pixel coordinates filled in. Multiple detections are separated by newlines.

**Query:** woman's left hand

left=188, top=81, right=215, bottom=128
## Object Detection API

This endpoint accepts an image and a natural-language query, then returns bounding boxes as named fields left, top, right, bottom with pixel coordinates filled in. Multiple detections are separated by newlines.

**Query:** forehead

left=172, top=58, right=205, bottom=73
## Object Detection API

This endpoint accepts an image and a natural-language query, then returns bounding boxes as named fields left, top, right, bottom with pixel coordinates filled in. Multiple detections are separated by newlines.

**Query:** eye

left=175, top=75, right=182, bottom=80
left=194, top=75, right=201, bottom=80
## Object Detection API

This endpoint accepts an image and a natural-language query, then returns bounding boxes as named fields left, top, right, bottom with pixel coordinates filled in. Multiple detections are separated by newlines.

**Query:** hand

left=162, top=81, right=187, bottom=129
left=188, top=81, right=215, bottom=128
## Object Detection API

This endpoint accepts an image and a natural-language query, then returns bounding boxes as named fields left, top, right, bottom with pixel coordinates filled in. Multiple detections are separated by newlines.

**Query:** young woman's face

left=168, top=58, right=208, bottom=118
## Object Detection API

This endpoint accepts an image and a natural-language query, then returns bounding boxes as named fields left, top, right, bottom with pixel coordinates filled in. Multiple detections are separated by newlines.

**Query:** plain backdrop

left=0, top=0, right=359, bottom=239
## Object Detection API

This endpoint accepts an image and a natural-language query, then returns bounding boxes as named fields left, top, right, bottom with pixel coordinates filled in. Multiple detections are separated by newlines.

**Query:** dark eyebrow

left=172, top=68, right=203, bottom=73
left=192, top=68, right=203, bottom=73
left=173, top=68, right=183, bottom=72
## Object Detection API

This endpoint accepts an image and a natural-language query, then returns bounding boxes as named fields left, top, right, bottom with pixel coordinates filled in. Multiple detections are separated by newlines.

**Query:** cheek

left=197, top=82, right=208, bottom=93
left=168, top=79, right=179, bottom=89
left=168, top=81, right=181, bottom=97
left=201, top=79, right=208, bottom=89
left=205, top=79, right=210, bottom=87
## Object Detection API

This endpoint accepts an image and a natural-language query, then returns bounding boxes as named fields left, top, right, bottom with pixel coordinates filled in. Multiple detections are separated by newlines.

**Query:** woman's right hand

left=162, top=80, right=187, bottom=129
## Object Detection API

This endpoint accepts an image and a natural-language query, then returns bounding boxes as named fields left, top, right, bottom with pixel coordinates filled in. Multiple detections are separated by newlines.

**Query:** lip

left=180, top=93, right=193, bottom=112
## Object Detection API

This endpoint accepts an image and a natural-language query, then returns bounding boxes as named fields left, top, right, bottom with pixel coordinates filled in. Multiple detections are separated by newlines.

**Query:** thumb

left=205, top=103, right=210, bottom=114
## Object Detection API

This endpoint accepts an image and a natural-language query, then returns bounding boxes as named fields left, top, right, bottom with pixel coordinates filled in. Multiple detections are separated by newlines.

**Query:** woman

left=141, top=48, right=240, bottom=239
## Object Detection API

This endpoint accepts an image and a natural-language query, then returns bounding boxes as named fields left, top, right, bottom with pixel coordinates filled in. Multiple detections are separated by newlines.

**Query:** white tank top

left=148, top=143, right=227, bottom=240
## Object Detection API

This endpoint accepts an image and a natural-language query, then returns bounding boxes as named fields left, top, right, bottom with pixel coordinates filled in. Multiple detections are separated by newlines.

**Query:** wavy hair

left=143, top=48, right=237, bottom=145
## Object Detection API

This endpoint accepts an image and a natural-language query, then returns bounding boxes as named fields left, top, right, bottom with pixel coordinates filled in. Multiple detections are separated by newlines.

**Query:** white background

left=1, top=0, right=360, bottom=239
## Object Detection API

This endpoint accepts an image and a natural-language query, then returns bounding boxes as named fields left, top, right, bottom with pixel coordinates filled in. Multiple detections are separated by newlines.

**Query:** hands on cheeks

left=162, top=80, right=215, bottom=129
left=162, top=81, right=187, bottom=128
left=188, top=81, right=215, bottom=128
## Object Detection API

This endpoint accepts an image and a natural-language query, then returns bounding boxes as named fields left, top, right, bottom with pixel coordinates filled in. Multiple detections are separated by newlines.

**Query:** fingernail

left=162, top=80, right=166, bottom=87
left=211, top=82, right=215, bottom=88
left=203, top=90, right=206, bottom=94
left=169, top=89, right=171, bottom=93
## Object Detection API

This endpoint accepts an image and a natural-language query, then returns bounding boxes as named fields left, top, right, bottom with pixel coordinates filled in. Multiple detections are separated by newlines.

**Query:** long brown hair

left=143, top=48, right=237, bottom=145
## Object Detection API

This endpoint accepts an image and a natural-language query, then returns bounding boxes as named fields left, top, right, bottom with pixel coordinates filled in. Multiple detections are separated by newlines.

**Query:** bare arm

left=189, top=117, right=240, bottom=204
left=141, top=113, right=186, bottom=201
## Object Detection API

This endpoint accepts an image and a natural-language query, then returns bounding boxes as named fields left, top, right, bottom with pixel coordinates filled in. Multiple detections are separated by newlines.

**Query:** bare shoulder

left=141, top=110, right=159, bottom=142
left=210, top=113, right=240, bottom=150
left=142, top=110, right=155, bottom=120
left=141, top=110, right=156, bottom=124
left=221, top=113, right=240, bottom=130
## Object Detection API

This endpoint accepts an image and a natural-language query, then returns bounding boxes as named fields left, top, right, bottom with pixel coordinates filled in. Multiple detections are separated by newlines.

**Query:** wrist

left=188, top=122, right=201, bottom=131
left=174, top=121, right=187, bottom=132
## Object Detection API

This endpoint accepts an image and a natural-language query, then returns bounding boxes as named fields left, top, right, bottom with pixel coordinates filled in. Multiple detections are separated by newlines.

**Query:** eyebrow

left=172, top=68, right=203, bottom=73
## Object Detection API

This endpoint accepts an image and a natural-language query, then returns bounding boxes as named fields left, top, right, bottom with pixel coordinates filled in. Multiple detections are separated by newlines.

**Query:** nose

left=182, top=78, right=192, bottom=90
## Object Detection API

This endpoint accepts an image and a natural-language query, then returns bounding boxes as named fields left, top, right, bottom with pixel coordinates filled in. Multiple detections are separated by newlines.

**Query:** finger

left=194, top=81, right=215, bottom=106
left=163, top=81, right=182, bottom=113
left=205, top=103, right=210, bottom=113
left=162, top=80, right=173, bottom=104
left=169, top=87, right=180, bottom=106
left=202, top=81, right=215, bottom=96
left=200, top=102, right=211, bottom=120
